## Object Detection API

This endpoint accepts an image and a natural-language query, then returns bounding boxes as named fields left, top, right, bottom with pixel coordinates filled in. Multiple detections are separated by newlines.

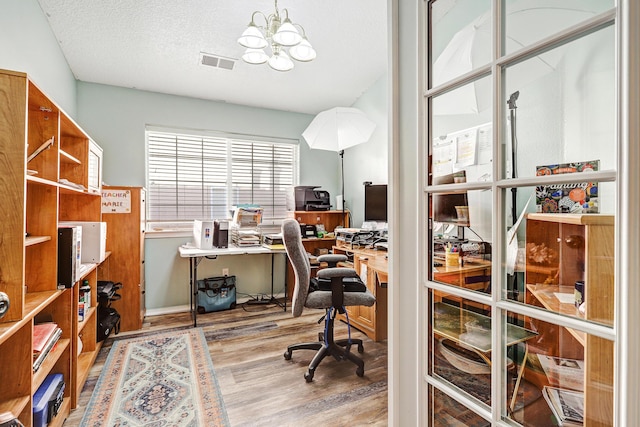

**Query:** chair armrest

left=317, top=254, right=348, bottom=267
left=317, top=267, right=358, bottom=279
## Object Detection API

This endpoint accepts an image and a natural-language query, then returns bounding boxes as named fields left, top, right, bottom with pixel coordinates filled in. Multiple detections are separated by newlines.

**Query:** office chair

left=281, top=219, right=376, bottom=382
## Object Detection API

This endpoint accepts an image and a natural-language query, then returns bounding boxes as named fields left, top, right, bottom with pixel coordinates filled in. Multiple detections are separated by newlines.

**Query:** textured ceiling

left=36, top=0, right=388, bottom=115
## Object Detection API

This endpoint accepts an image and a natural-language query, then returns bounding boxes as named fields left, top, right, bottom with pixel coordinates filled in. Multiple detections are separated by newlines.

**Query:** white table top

left=178, top=243, right=285, bottom=258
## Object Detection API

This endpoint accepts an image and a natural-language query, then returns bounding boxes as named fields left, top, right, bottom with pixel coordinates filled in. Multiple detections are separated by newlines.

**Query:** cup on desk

left=445, top=251, right=460, bottom=267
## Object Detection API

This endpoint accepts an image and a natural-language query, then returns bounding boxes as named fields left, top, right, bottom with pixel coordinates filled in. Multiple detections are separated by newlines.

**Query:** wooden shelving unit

left=101, top=187, right=146, bottom=332
left=0, top=68, right=107, bottom=425
left=525, top=213, right=614, bottom=426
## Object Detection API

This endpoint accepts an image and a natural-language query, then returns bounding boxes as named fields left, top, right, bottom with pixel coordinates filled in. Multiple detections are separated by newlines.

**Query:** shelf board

left=26, top=175, right=57, bottom=187
left=526, top=284, right=586, bottom=346
left=0, top=395, right=30, bottom=421
left=58, top=181, right=87, bottom=194
left=76, top=343, right=102, bottom=397
left=59, top=149, right=81, bottom=165
left=526, top=213, right=615, bottom=226
left=25, top=235, right=51, bottom=246
left=25, top=290, right=63, bottom=319
left=32, top=338, right=70, bottom=394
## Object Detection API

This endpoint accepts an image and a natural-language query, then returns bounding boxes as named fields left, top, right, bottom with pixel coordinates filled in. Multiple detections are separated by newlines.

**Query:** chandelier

left=237, top=0, right=316, bottom=72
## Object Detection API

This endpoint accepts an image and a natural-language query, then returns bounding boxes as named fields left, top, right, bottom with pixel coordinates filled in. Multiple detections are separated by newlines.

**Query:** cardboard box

left=193, top=220, right=214, bottom=249
left=59, top=221, right=107, bottom=263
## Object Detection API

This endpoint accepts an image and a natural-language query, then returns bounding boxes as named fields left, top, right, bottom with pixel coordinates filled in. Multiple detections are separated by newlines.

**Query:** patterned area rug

left=81, top=328, right=229, bottom=426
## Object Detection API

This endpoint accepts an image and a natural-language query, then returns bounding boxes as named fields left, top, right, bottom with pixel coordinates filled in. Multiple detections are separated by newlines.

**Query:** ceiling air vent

left=199, top=52, right=235, bottom=70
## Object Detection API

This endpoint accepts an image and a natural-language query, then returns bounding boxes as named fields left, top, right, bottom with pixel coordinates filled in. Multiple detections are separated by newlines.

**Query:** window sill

left=145, top=229, right=192, bottom=239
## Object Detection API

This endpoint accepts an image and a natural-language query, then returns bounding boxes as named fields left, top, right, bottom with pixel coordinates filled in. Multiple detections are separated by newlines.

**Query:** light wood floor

left=63, top=302, right=388, bottom=426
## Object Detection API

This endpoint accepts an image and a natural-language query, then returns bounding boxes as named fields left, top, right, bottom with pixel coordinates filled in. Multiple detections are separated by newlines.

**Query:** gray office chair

left=281, top=219, right=376, bottom=382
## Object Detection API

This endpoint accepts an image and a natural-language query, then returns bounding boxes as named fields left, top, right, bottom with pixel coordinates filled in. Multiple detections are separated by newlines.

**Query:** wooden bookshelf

left=0, top=68, right=106, bottom=424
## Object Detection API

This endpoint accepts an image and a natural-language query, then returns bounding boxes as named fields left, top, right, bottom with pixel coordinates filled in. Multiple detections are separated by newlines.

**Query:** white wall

left=344, top=74, right=389, bottom=227
left=0, top=0, right=77, bottom=115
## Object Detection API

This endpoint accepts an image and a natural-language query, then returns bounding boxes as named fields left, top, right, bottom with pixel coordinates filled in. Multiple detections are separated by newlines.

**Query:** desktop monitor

left=364, top=184, right=387, bottom=222
left=432, top=171, right=470, bottom=227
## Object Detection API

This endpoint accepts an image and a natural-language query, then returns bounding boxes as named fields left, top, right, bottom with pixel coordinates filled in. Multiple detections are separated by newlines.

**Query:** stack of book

left=537, top=354, right=585, bottom=425
left=33, top=322, right=62, bottom=372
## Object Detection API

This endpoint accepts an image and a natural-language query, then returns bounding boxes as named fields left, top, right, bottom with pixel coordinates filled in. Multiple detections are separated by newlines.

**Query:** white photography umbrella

left=302, top=107, right=376, bottom=225
left=302, top=107, right=376, bottom=152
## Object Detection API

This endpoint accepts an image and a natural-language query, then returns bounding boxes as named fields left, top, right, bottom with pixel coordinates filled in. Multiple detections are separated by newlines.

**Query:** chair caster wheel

left=304, top=370, right=314, bottom=382
left=357, top=343, right=364, bottom=353
left=284, top=350, right=292, bottom=360
left=356, top=367, right=364, bottom=377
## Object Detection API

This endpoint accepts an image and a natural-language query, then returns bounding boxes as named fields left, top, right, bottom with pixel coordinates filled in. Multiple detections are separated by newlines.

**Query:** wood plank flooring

left=63, top=302, right=388, bottom=426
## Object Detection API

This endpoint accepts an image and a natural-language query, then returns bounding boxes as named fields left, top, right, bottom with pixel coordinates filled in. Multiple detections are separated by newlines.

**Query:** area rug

left=81, top=328, right=230, bottom=426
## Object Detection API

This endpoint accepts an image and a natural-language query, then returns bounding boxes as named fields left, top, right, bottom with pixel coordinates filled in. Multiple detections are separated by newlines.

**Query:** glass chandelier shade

left=268, top=50, right=294, bottom=72
left=238, top=0, right=315, bottom=71
left=272, top=20, right=302, bottom=46
left=238, top=24, right=268, bottom=49
left=242, top=48, right=269, bottom=64
left=289, top=37, right=316, bottom=62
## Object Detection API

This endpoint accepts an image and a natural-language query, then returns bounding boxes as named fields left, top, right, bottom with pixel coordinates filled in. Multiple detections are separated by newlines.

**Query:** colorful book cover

left=535, top=160, right=599, bottom=214
left=33, top=322, right=58, bottom=353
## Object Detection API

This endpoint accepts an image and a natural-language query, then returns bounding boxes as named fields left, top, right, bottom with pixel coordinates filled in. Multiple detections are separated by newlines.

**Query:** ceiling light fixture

left=238, top=0, right=316, bottom=72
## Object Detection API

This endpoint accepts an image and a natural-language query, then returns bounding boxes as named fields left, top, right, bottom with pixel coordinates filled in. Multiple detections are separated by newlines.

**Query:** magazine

left=535, top=160, right=599, bottom=214
left=542, top=386, right=584, bottom=426
left=538, top=355, right=584, bottom=392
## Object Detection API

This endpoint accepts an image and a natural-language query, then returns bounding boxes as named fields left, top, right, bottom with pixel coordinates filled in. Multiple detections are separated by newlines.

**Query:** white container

left=193, top=220, right=214, bottom=249
left=59, top=221, right=107, bottom=263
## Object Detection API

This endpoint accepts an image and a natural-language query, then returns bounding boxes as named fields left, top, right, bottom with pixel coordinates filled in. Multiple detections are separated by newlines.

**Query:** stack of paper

left=33, top=322, right=62, bottom=372
left=542, top=386, right=583, bottom=426
left=538, top=355, right=584, bottom=391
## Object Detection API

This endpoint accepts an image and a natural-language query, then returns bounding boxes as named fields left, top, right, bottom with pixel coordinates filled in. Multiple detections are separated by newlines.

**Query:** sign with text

left=102, top=189, right=131, bottom=213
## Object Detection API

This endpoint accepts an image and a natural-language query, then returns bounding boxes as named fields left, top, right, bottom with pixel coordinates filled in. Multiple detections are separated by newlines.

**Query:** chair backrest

left=282, top=219, right=311, bottom=317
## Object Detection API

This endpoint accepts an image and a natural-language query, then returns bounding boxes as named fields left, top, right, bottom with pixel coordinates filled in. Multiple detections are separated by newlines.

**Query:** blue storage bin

left=33, top=373, right=64, bottom=427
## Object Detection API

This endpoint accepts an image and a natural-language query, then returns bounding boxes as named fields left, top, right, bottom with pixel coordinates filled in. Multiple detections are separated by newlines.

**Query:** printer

left=294, top=186, right=331, bottom=211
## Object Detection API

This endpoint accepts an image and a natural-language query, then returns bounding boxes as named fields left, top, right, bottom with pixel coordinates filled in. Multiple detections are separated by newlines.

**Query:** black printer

left=294, top=186, right=331, bottom=211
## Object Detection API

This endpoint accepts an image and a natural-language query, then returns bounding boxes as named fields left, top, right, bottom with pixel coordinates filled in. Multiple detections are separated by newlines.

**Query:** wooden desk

left=332, top=245, right=388, bottom=342
left=432, top=259, right=492, bottom=291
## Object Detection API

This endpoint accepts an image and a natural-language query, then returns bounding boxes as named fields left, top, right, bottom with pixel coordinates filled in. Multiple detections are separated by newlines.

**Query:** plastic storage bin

left=33, top=373, right=64, bottom=427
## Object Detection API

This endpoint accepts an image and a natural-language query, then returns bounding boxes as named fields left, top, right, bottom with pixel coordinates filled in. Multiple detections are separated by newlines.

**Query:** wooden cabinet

left=525, top=213, right=614, bottom=426
left=0, top=69, right=107, bottom=424
left=287, top=210, right=349, bottom=233
left=101, top=186, right=146, bottom=332
left=332, top=246, right=388, bottom=342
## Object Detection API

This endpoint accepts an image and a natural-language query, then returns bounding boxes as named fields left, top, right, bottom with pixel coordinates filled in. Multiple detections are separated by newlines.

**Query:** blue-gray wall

left=75, top=82, right=338, bottom=311
left=0, top=0, right=77, bottom=115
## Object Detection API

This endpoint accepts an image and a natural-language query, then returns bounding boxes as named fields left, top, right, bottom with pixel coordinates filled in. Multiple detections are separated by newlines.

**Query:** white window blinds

left=146, top=130, right=298, bottom=226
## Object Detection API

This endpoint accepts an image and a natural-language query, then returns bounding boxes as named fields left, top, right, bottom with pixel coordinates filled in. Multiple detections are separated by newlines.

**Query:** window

left=423, top=1, right=617, bottom=425
left=146, top=129, right=298, bottom=230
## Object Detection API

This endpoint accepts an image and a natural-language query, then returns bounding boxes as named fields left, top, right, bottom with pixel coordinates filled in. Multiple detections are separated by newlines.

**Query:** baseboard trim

left=145, top=292, right=288, bottom=317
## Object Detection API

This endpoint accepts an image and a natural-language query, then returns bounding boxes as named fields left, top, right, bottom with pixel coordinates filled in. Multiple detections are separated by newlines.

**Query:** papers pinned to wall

left=432, top=123, right=492, bottom=177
